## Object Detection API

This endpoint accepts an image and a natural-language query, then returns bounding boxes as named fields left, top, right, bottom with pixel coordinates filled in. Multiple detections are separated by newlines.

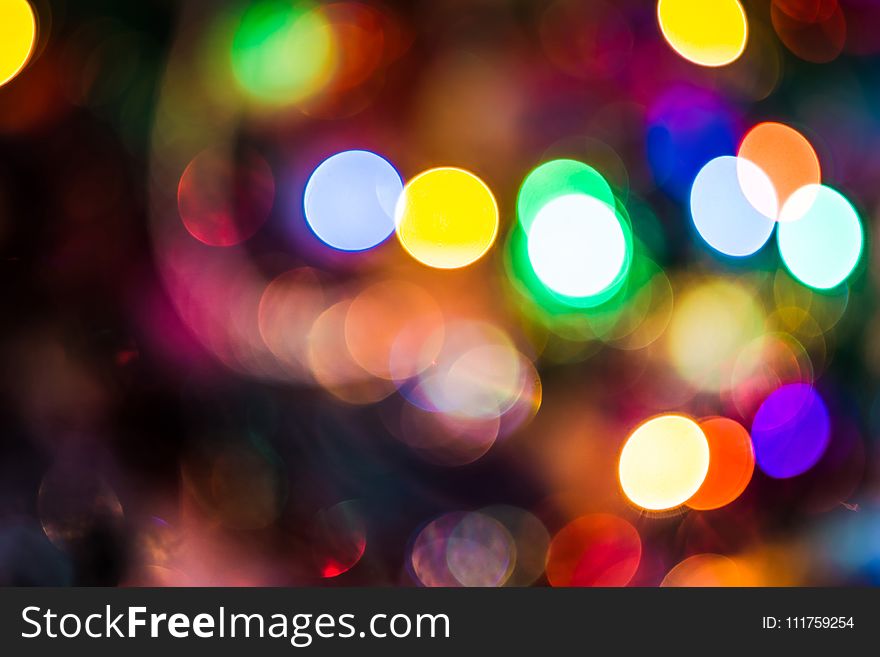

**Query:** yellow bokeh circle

left=618, top=414, right=710, bottom=511
left=395, top=167, right=500, bottom=270
left=657, top=0, right=748, bottom=67
left=0, top=0, right=36, bottom=88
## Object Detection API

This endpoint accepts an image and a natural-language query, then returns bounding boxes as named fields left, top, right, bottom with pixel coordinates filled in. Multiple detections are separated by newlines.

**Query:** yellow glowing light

left=395, top=167, right=499, bottom=269
left=0, top=0, right=37, bottom=88
left=667, top=279, right=764, bottom=392
left=657, top=0, right=748, bottom=67
left=618, top=415, right=710, bottom=511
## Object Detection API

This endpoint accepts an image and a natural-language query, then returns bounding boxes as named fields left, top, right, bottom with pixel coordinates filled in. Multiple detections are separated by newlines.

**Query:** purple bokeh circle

left=751, top=383, right=830, bottom=479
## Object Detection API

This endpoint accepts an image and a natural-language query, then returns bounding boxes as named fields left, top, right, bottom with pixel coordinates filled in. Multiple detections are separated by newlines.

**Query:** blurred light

left=409, top=511, right=515, bottom=587
left=446, top=512, right=515, bottom=587
left=527, top=194, right=630, bottom=299
left=395, top=167, right=499, bottom=269
left=312, top=500, right=366, bottom=578
left=320, top=2, right=386, bottom=92
left=177, top=148, right=275, bottom=247
left=441, top=343, right=524, bottom=419
left=777, top=185, right=863, bottom=290
left=647, top=87, right=739, bottom=200
left=545, top=514, right=641, bottom=587
left=690, top=156, right=776, bottom=256
left=661, top=554, right=745, bottom=586
left=618, top=414, right=710, bottom=511
left=686, top=417, right=754, bottom=510
left=230, top=0, right=336, bottom=105
left=752, top=383, right=830, bottom=478
left=0, top=0, right=36, bottom=88
left=409, top=512, right=464, bottom=587
left=657, top=0, right=748, bottom=67
left=770, top=0, right=845, bottom=64
left=729, top=332, right=813, bottom=421
left=517, top=159, right=614, bottom=234
left=396, top=401, right=499, bottom=466
left=345, top=279, right=442, bottom=380
left=258, top=268, right=325, bottom=375
left=308, top=300, right=394, bottom=404
left=480, top=506, right=550, bottom=587
left=408, top=320, right=527, bottom=420
left=667, top=279, right=764, bottom=391
left=304, top=150, right=402, bottom=251
left=738, top=122, right=821, bottom=219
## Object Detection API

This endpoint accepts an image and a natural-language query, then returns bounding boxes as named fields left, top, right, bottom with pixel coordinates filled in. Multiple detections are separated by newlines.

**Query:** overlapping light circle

left=515, top=158, right=633, bottom=308
left=690, top=121, right=863, bottom=292
left=777, top=185, right=863, bottom=290
left=517, top=159, right=615, bottom=233
left=395, top=167, right=499, bottom=269
left=686, top=417, right=755, bottom=510
left=690, top=155, right=776, bottom=257
left=618, top=414, right=710, bottom=511
left=545, top=514, right=641, bottom=587
left=738, top=122, right=821, bottom=217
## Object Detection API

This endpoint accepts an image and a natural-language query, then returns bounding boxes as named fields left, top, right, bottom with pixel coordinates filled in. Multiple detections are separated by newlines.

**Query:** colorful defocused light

left=395, top=167, right=499, bottom=269
left=657, top=0, right=748, bottom=67
left=752, top=383, right=830, bottom=478
left=738, top=122, right=821, bottom=218
left=0, top=0, right=36, bottom=88
left=770, top=0, right=846, bottom=64
left=690, top=156, right=776, bottom=257
left=410, top=320, right=524, bottom=419
left=446, top=512, right=515, bottom=587
left=307, top=300, right=394, bottom=404
left=686, top=417, right=755, bottom=511
left=545, top=514, right=641, bottom=587
left=304, top=150, right=402, bottom=251
left=230, top=0, right=336, bottom=105
left=667, top=279, right=764, bottom=392
left=647, top=87, right=739, bottom=200
left=345, top=279, right=442, bottom=380
left=516, top=159, right=615, bottom=233
left=777, top=185, right=863, bottom=290
left=312, top=500, right=366, bottom=578
left=409, top=511, right=515, bottom=587
left=481, top=505, right=550, bottom=587
left=258, top=268, right=325, bottom=373
left=661, top=553, right=745, bottom=586
left=527, top=194, right=629, bottom=298
left=618, top=415, right=710, bottom=511
left=177, top=148, right=275, bottom=247
left=409, top=512, right=464, bottom=587
left=397, top=402, right=499, bottom=466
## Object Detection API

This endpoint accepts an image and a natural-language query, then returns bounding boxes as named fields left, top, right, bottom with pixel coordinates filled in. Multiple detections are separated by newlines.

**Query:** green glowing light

left=516, top=159, right=615, bottom=233
left=230, top=0, right=335, bottom=105
left=505, top=192, right=634, bottom=317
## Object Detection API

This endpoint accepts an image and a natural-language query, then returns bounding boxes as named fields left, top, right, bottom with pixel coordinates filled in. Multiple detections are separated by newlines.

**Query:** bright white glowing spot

left=736, top=157, right=779, bottom=219
left=304, top=150, right=402, bottom=251
left=527, top=194, right=627, bottom=298
left=619, top=415, right=710, bottom=511
left=690, top=156, right=777, bottom=257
